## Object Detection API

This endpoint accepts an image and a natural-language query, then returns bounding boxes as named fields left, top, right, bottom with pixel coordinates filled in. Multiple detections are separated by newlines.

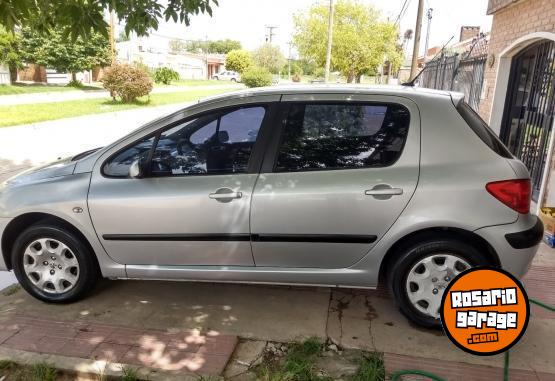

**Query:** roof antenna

left=402, top=35, right=454, bottom=87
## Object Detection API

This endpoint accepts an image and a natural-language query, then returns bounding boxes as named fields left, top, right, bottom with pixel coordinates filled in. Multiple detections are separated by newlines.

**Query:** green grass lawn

left=0, top=87, right=234, bottom=127
left=155, top=79, right=234, bottom=87
left=0, top=83, right=103, bottom=95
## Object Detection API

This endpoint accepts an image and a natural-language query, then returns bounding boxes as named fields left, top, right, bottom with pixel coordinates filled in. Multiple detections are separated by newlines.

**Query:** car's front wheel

left=388, top=238, right=487, bottom=328
left=12, top=224, right=99, bottom=303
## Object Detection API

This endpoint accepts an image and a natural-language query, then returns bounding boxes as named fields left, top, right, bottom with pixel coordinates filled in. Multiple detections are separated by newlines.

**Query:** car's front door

left=88, top=103, right=274, bottom=266
left=250, top=94, right=420, bottom=268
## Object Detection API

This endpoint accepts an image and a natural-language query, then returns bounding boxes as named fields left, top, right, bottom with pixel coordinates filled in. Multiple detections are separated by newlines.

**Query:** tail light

left=486, top=179, right=531, bottom=214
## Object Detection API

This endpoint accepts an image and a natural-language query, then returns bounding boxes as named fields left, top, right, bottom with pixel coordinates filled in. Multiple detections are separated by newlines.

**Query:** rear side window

left=275, top=103, right=410, bottom=172
left=456, top=102, right=513, bottom=158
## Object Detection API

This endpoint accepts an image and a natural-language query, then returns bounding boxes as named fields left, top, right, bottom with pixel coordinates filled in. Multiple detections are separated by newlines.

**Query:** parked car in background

left=212, top=70, right=240, bottom=82
left=0, top=85, right=542, bottom=328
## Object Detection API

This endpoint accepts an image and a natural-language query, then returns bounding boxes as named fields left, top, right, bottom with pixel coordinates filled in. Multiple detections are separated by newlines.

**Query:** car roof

left=199, top=84, right=464, bottom=105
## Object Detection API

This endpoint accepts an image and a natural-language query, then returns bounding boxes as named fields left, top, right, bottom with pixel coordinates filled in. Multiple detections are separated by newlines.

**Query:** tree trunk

left=347, top=72, right=354, bottom=83
left=71, top=72, right=77, bottom=82
left=355, top=74, right=362, bottom=83
left=8, top=64, right=17, bottom=84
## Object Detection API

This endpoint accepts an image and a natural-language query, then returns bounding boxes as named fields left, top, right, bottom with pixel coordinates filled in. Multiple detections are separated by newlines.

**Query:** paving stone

left=91, top=342, right=132, bottom=363
left=105, top=327, right=146, bottom=346
left=57, top=338, right=99, bottom=358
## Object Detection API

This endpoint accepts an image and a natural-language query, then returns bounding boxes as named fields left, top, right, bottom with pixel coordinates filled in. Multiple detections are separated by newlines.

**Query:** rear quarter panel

left=350, top=93, right=519, bottom=284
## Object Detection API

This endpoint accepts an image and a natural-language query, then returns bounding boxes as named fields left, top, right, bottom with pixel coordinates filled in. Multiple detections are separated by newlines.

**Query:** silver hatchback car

left=0, top=86, right=543, bottom=327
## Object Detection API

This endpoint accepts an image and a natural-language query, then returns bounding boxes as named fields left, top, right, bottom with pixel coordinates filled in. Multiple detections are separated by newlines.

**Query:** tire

left=213, top=76, right=219, bottom=80
left=11, top=224, right=99, bottom=303
left=231, top=78, right=236, bottom=82
left=388, top=238, right=488, bottom=328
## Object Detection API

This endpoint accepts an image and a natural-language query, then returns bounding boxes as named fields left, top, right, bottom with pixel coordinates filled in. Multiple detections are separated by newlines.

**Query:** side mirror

left=129, top=159, right=143, bottom=178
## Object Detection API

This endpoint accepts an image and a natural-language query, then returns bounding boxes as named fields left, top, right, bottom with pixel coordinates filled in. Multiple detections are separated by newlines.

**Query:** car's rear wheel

left=12, top=224, right=99, bottom=303
left=388, top=238, right=488, bottom=328
left=231, top=78, right=236, bottom=82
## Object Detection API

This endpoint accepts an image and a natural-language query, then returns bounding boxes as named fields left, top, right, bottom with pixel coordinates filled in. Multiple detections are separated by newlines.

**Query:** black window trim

left=261, top=100, right=412, bottom=174
left=101, top=102, right=280, bottom=179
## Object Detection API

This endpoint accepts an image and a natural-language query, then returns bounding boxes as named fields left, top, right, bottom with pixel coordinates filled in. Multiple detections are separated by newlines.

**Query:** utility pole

left=287, top=41, right=293, bottom=81
left=109, top=10, right=116, bottom=63
left=324, top=0, right=334, bottom=83
left=204, top=34, right=209, bottom=80
left=265, top=25, right=278, bottom=44
left=410, top=0, right=424, bottom=81
left=424, top=8, right=433, bottom=62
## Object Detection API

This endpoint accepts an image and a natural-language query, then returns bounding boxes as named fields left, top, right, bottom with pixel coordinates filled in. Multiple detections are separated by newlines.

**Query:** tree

left=170, top=39, right=241, bottom=54
left=0, top=26, right=22, bottom=83
left=210, top=39, right=241, bottom=54
left=0, top=0, right=218, bottom=40
left=293, top=0, right=402, bottom=82
left=252, top=43, right=285, bottom=74
left=225, top=49, right=252, bottom=74
left=21, top=28, right=111, bottom=81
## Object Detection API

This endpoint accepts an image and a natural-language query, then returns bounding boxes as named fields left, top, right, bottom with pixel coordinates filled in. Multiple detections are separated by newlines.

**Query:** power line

left=394, top=0, right=411, bottom=26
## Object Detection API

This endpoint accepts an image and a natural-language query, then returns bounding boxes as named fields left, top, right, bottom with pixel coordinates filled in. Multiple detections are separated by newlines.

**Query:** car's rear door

left=250, top=93, right=420, bottom=268
left=88, top=97, right=279, bottom=266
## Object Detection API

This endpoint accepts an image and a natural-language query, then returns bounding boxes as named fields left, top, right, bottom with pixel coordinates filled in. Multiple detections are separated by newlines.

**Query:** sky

left=124, top=0, right=492, bottom=58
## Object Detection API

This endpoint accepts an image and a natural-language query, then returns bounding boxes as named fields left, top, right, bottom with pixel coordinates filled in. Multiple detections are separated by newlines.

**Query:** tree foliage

left=224, top=49, right=252, bottom=74
left=0, top=26, right=22, bottom=83
left=252, top=43, right=285, bottom=74
left=0, top=0, right=218, bottom=40
left=241, top=66, right=272, bottom=88
left=293, top=0, right=402, bottom=82
left=170, top=38, right=241, bottom=54
left=20, top=28, right=111, bottom=79
left=154, top=67, right=180, bottom=84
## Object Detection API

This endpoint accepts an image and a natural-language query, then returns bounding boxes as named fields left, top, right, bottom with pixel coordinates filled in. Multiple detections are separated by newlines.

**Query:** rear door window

left=275, top=103, right=410, bottom=172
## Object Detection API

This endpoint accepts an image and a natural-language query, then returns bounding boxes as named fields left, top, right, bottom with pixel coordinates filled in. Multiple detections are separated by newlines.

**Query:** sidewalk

left=0, top=245, right=553, bottom=379
left=0, top=84, right=242, bottom=106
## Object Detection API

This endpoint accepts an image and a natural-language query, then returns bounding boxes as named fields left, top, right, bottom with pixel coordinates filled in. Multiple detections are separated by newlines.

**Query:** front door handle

left=209, top=188, right=243, bottom=201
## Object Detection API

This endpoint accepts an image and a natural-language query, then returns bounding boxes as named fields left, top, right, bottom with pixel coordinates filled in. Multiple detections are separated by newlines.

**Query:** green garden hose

left=389, top=298, right=555, bottom=381
left=390, top=369, right=445, bottom=381
left=530, top=298, right=555, bottom=312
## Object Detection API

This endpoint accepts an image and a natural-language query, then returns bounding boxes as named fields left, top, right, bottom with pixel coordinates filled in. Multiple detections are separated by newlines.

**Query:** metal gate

left=419, top=35, right=489, bottom=111
left=500, top=40, right=555, bottom=200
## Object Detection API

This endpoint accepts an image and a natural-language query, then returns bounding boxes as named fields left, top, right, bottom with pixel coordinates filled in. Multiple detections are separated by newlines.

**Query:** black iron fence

left=418, top=36, right=488, bottom=111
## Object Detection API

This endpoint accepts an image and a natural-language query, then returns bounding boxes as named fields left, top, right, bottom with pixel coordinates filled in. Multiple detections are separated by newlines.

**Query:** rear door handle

left=365, top=188, right=403, bottom=196
left=209, top=189, right=243, bottom=200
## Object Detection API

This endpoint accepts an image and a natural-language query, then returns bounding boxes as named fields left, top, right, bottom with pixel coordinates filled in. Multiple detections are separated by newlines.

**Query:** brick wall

left=479, top=0, right=555, bottom=121
left=17, top=64, right=46, bottom=83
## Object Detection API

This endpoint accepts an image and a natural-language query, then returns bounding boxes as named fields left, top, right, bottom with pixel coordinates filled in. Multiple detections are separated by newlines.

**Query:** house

left=478, top=0, right=555, bottom=208
left=0, top=63, right=9, bottom=85
left=116, top=36, right=225, bottom=80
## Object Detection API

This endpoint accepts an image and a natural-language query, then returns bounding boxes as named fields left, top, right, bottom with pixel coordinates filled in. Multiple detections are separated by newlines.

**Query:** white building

left=116, top=36, right=225, bottom=80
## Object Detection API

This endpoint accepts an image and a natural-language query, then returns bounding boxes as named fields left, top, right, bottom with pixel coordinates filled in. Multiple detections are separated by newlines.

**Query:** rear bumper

left=0, top=217, right=12, bottom=271
left=474, top=214, right=541, bottom=278
left=505, top=216, right=543, bottom=249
